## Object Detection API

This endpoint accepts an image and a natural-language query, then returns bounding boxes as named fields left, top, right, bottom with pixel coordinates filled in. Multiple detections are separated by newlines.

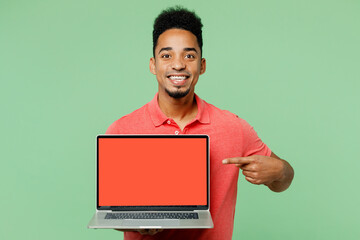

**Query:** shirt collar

left=147, top=93, right=210, bottom=127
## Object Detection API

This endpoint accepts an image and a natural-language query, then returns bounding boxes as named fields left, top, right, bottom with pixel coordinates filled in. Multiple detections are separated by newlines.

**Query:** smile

left=168, top=76, right=188, bottom=80
left=167, top=75, right=190, bottom=86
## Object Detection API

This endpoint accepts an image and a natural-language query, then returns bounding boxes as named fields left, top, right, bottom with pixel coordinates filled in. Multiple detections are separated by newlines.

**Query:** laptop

left=87, top=134, right=213, bottom=229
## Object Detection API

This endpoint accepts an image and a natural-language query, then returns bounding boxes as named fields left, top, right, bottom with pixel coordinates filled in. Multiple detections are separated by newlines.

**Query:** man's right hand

left=115, top=229, right=164, bottom=236
left=137, top=229, right=164, bottom=235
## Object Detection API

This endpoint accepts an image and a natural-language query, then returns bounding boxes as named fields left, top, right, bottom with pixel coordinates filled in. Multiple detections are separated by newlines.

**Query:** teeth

left=169, top=76, right=187, bottom=80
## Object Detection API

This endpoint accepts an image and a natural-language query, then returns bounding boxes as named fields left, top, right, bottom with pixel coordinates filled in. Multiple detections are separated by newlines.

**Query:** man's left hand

left=222, top=155, right=285, bottom=186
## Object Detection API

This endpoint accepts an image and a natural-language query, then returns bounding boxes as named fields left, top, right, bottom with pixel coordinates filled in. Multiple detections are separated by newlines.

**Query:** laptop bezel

left=96, top=134, right=210, bottom=211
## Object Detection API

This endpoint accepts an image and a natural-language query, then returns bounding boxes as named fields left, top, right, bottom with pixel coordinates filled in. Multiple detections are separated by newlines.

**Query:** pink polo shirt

left=106, top=93, right=271, bottom=240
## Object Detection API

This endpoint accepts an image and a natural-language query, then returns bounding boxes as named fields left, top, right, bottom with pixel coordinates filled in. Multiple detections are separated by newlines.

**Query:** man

left=106, top=6, right=294, bottom=240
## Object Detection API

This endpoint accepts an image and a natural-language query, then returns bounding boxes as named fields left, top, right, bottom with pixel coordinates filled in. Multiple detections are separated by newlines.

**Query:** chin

left=165, top=88, right=191, bottom=99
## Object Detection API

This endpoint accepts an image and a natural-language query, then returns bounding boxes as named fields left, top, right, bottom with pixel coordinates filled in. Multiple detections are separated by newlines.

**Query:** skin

left=149, top=28, right=206, bottom=130
left=116, top=28, right=294, bottom=235
left=223, top=152, right=294, bottom=192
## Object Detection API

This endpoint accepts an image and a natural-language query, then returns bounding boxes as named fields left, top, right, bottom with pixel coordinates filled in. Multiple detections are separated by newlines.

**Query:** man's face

left=150, top=28, right=206, bottom=99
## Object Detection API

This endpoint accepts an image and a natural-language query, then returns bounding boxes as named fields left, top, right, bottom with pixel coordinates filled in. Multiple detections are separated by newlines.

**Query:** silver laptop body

left=87, top=134, right=213, bottom=229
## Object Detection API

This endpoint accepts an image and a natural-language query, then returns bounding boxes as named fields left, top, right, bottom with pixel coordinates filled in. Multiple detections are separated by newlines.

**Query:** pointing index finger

left=222, top=157, right=254, bottom=165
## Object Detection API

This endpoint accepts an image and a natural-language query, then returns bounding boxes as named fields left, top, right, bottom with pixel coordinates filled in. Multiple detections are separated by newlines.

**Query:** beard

left=165, top=86, right=191, bottom=99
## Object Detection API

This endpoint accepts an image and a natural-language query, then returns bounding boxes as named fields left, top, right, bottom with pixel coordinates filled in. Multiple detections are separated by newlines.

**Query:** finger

left=242, top=170, right=257, bottom=178
left=138, top=229, right=162, bottom=235
left=245, top=176, right=261, bottom=185
left=148, top=229, right=157, bottom=235
left=222, top=157, right=254, bottom=165
left=235, top=163, right=251, bottom=168
left=240, top=163, right=257, bottom=172
left=138, top=229, right=147, bottom=235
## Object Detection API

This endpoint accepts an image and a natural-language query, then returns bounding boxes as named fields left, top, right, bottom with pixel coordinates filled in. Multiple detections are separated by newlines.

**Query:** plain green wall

left=1, top=0, right=359, bottom=239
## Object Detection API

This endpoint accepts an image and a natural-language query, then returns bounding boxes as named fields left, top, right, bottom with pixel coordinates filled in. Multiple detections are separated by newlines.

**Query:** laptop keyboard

left=105, top=212, right=199, bottom=219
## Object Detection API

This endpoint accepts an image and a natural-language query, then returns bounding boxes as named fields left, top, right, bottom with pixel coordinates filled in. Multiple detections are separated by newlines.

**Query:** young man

left=106, top=6, right=294, bottom=240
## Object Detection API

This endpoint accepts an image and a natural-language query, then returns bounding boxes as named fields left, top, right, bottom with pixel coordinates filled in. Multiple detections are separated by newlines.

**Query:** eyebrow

left=184, top=48, right=197, bottom=53
left=158, top=47, right=198, bottom=55
left=158, top=47, right=172, bottom=54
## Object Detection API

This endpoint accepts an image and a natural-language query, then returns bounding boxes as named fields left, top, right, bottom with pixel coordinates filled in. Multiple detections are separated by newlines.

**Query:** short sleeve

left=238, top=117, right=272, bottom=157
left=105, top=119, right=121, bottom=134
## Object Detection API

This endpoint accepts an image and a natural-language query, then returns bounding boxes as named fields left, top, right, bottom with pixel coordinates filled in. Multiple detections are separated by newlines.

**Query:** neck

left=157, top=91, right=198, bottom=123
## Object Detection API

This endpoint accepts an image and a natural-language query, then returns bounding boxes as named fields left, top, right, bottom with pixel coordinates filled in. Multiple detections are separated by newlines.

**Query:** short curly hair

left=152, top=6, right=203, bottom=57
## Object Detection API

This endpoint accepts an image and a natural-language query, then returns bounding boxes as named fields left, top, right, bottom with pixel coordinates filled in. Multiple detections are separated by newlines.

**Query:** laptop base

left=87, top=210, right=213, bottom=229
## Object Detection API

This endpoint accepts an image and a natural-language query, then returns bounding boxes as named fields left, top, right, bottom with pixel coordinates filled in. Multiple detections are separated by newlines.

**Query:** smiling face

left=150, top=28, right=206, bottom=100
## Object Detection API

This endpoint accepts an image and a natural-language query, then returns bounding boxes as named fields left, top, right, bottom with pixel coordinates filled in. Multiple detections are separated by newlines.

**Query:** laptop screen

left=97, top=135, right=209, bottom=210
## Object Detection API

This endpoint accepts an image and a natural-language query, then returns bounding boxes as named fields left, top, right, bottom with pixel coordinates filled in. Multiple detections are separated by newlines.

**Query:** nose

left=171, top=56, right=185, bottom=70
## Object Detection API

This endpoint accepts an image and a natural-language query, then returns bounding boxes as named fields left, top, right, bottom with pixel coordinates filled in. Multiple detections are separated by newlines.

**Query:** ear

left=200, top=58, right=206, bottom=75
left=149, top=57, right=156, bottom=75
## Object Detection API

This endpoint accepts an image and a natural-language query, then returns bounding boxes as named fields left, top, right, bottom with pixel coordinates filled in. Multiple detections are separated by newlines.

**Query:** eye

left=161, top=54, right=171, bottom=59
left=185, top=54, right=195, bottom=59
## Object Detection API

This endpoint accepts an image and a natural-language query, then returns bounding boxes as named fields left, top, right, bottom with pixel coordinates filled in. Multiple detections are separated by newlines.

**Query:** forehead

left=156, top=28, right=200, bottom=50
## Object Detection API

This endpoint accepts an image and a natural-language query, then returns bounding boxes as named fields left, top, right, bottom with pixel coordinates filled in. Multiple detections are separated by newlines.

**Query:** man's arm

left=265, top=152, right=294, bottom=192
left=222, top=152, right=294, bottom=192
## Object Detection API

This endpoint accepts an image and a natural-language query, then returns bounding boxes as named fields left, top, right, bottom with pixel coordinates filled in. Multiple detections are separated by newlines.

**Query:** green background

left=1, top=0, right=359, bottom=239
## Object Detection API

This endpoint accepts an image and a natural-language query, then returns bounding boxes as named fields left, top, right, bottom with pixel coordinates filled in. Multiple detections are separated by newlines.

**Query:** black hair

left=152, top=6, right=203, bottom=57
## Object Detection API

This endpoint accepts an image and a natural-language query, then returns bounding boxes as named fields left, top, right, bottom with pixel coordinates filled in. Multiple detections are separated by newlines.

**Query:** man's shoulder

left=105, top=103, right=150, bottom=134
left=204, top=100, right=247, bottom=125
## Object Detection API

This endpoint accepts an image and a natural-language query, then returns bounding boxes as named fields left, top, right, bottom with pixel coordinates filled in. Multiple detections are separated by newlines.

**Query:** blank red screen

left=98, top=137, right=207, bottom=206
